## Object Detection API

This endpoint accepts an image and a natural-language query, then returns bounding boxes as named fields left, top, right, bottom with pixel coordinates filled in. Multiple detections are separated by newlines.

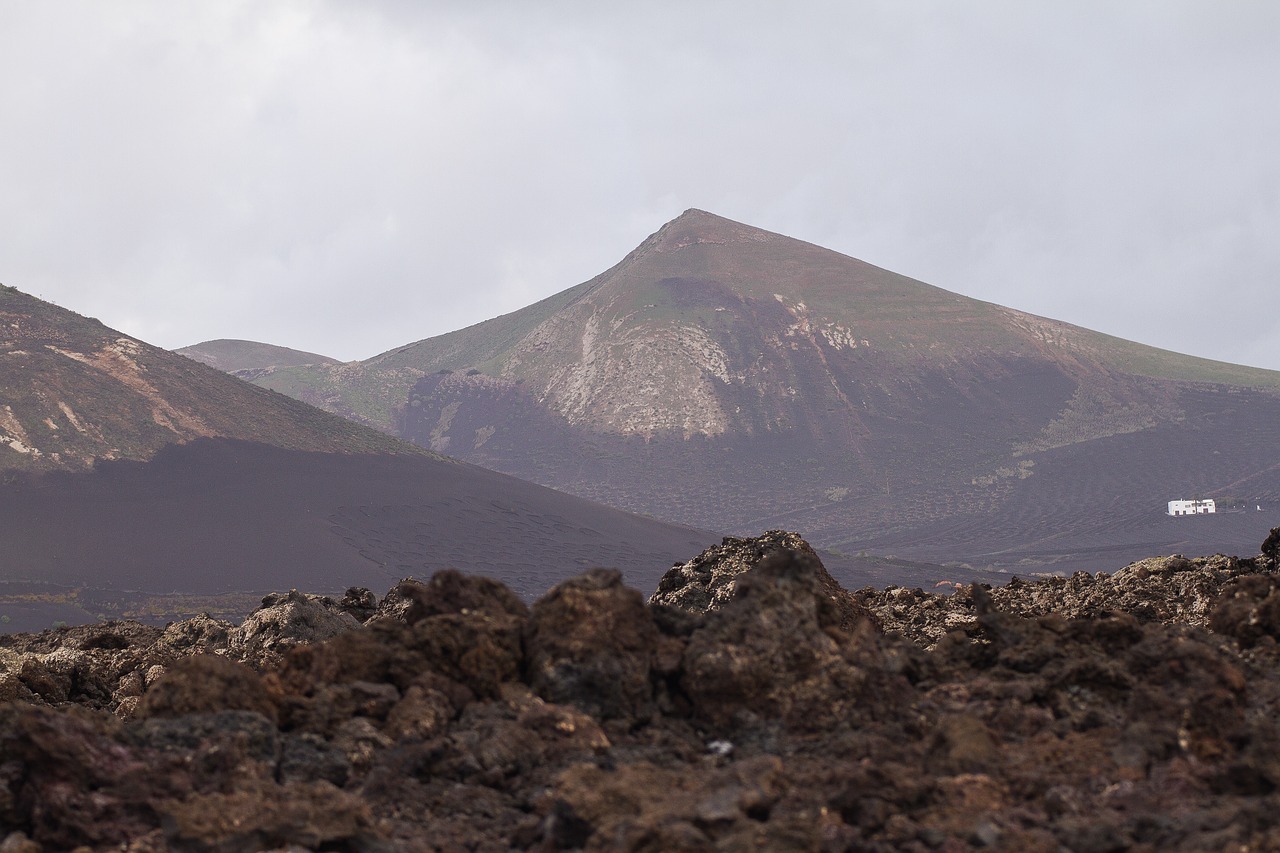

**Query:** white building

left=1168, top=499, right=1216, bottom=516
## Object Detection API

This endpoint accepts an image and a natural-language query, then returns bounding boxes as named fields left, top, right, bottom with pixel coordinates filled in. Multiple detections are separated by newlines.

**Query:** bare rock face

left=651, top=529, right=876, bottom=631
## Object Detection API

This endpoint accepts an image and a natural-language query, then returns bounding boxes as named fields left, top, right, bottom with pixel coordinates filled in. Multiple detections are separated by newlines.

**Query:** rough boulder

left=650, top=529, right=877, bottom=631
left=2, top=529, right=1280, bottom=850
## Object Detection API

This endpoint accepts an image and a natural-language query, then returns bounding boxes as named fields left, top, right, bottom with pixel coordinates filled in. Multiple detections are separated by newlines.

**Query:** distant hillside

left=0, top=285, right=723, bottom=630
left=248, top=211, right=1280, bottom=575
left=0, top=286, right=409, bottom=473
left=177, top=338, right=339, bottom=376
left=0, top=438, right=717, bottom=629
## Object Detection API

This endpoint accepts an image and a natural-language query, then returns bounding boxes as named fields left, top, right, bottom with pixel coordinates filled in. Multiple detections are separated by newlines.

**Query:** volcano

left=247, top=211, right=1280, bottom=575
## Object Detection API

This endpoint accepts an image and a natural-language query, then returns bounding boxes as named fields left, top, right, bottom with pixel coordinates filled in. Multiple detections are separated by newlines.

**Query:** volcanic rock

left=680, top=547, right=899, bottom=733
left=2, top=530, right=1280, bottom=849
left=858, top=549, right=1270, bottom=649
left=135, top=656, right=278, bottom=722
left=526, top=568, right=662, bottom=722
left=230, top=589, right=363, bottom=669
left=651, top=529, right=876, bottom=631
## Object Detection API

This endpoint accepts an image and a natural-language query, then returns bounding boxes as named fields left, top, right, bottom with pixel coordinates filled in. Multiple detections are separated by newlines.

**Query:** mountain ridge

left=0, top=286, right=418, bottom=473
left=238, top=211, right=1280, bottom=575
left=0, top=284, right=729, bottom=630
left=177, top=339, right=341, bottom=375
left=252, top=210, right=1280, bottom=436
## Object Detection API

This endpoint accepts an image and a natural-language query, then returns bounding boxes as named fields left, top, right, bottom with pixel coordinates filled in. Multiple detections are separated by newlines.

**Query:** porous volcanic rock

left=679, top=548, right=908, bottom=733
left=651, top=529, right=876, bottom=631
left=230, top=589, right=363, bottom=668
left=525, top=568, right=664, bottom=722
left=3, top=530, right=1280, bottom=850
left=0, top=585, right=386, bottom=719
left=858, top=551, right=1265, bottom=649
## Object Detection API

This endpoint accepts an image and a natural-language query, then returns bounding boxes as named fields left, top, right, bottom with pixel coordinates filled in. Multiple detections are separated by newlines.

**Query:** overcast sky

left=2, top=2, right=1277, bottom=368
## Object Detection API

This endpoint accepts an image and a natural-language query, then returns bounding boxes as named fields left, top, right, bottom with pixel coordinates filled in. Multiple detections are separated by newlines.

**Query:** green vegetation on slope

left=250, top=209, right=1280, bottom=434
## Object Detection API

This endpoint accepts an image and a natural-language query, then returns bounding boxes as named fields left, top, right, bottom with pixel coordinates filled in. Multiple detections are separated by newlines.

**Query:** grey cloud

left=0, top=1, right=1276, bottom=367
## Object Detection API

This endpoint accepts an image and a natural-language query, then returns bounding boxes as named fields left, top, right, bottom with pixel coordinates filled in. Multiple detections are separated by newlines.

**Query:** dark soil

left=4, top=531, right=1280, bottom=851
left=396, top=274, right=1280, bottom=581
left=0, top=438, right=716, bottom=621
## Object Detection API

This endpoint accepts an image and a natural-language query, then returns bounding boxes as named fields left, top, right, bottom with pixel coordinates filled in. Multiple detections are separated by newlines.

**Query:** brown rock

left=0, top=832, right=40, bottom=853
left=399, top=569, right=528, bottom=624
left=1210, top=573, right=1280, bottom=648
left=397, top=570, right=528, bottom=699
left=230, top=589, right=362, bottom=668
left=1261, top=525, right=1280, bottom=569
left=136, top=655, right=277, bottom=723
left=0, top=704, right=189, bottom=849
left=651, top=530, right=878, bottom=632
left=526, top=568, right=660, bottom=721
left=544, top=756, right=788, bottom=851
left=153, top=614, right=234, bottom=659
left=932, top=715, right=1001, bottom=773
left=159, top=778, right=387, bottom=851
left=681, top=549, right=896, bottom=732
left=384, top=684, right=455, bottom=741
left=4, top=543, right=1280, bottom=851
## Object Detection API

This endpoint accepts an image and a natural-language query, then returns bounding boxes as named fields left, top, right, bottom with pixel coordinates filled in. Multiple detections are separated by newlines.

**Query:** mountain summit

left=251, top=211, right=1280, bottom=573
left=257, top=209, right=1279, bottom=438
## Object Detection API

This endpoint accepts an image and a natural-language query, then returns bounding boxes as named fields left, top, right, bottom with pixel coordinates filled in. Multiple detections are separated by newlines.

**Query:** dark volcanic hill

left=0, top=438, right=715, bottom=631
left=0, top=286, right=715, bottom=630
left=177, top=338, right=340, bottom=378
left=250, top=211, right=1280, bottom=575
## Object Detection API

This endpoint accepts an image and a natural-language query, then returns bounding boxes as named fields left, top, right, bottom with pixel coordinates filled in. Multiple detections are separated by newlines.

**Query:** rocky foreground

left=3, top=531, right=1280, bottom=851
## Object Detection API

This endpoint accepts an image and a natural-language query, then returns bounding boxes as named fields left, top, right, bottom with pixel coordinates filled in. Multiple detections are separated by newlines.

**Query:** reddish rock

left=136, top=655, right=278, bottom=723
left=681, top=549, right=906, bottom=733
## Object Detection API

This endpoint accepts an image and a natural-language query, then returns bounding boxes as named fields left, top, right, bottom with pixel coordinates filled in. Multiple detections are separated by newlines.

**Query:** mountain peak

left=652, top=209, right=783, bottom=253
left=667, top=207, right=727, bottom=226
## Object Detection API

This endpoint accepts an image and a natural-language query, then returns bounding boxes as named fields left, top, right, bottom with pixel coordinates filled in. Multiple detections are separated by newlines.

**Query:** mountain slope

left=0, top=286, right=409, bottom=472
left=177, top=339, right=339, bottom=375
left=0, top=286, right=719, bottom=628
left=249, top=211, right=1280, bottom=574
left=0, top=438, right=716, bottom=628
